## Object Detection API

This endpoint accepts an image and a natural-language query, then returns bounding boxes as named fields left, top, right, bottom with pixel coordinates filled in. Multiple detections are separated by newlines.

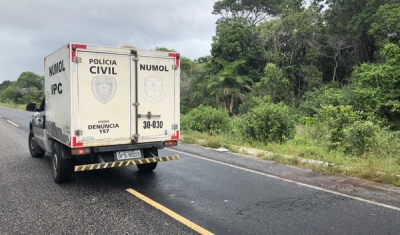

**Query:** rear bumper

left=92, top=141, right=164, bottom=153
left=74, top=155, right=180, bottom=172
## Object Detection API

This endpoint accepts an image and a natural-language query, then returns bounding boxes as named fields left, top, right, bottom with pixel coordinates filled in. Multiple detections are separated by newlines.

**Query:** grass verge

left=181, top=130, right=400, bottom=187
left=0, top=103, right=26, bottom=110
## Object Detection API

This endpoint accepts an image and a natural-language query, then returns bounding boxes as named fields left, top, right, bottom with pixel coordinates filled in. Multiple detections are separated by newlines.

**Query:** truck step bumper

left=74, top=155, right=180, bottom=172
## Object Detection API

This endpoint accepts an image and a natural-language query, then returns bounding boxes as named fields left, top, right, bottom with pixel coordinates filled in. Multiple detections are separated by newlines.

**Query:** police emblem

left=143, top=76, right=164, bottom=103
left=91, top=75, right=117, bottom=103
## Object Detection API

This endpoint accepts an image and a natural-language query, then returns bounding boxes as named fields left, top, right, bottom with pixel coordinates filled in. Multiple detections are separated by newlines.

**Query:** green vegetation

left=0, top=71, right=44, bottom=106
left=2, top=0, right=400, bottom=185
left=181, top=105, right=230, bottom=135
left=180, top=0, right=400, bottom=185
left=0, top=102, right=26, bottom=109
left=240, top=101, right=296, bottom=143
left=182, top=124, right=400, bottom=186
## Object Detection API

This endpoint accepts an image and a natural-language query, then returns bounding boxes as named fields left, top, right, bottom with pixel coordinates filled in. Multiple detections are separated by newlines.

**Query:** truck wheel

left=137, top=148, right=158, bottom=173
left=52, top=142, right=73, bottom=183
left=28, top=130, right=45, bottom=158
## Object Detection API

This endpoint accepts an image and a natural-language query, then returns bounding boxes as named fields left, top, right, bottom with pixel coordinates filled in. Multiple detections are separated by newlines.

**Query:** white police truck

left=27, top=43, right=181, bottom=183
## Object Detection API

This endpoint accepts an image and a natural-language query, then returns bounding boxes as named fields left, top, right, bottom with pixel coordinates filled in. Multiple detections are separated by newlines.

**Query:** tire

left=28, top=130, right=45, bottom=158
left=52, top=142, right=73, bottom=183
left=137, top=148, right=158, bottom=173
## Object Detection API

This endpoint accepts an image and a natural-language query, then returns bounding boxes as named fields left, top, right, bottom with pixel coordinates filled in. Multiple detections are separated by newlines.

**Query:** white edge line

left=167, top=148, right=400, bottom=212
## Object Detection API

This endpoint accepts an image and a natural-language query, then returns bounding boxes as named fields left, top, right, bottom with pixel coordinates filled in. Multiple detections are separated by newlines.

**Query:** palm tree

left=208, top=59, right=252, bottom=115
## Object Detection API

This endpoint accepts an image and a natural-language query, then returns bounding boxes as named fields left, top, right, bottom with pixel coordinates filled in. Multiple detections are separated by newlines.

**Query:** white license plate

left=115, top=150, right=142, bottom=161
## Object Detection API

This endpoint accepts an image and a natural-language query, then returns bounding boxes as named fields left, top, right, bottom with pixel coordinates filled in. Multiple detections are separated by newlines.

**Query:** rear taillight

left=71, top=148, right=91, bottom=155
left=163, top=140, right=177, bottom=147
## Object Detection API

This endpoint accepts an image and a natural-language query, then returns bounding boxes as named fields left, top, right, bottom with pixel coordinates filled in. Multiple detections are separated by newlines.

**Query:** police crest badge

left=92, top=75, right=117, bottom=103
left=143, top=76, right=164, bottom=103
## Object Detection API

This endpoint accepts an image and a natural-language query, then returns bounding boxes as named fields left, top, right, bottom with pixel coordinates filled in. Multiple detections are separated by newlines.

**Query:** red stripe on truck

left=168, top=53, right=180, bottom=67
left=72, top=136, right=83, bottom=147
left=69, top=44, right=87, bottom=62
left=171, top=130, right=180, bottom=140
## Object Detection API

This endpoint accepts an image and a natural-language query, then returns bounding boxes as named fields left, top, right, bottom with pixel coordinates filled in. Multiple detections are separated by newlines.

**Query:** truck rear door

left=76, top=51, right=133, bottom=144
left=134, top=55, right=177, bottom=142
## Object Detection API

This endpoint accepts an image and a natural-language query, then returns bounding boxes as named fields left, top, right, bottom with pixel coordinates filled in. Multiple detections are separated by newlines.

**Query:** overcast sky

left=0, top=0, right=219, bottom=83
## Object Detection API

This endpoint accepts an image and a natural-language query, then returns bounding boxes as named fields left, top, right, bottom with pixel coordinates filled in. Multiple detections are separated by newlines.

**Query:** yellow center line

left=126, top=188, right=214, bottom=235
left=7, top=120, right=19, bottom=127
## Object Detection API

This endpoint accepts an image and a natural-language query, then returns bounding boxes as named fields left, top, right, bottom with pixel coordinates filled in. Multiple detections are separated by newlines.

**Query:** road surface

left=1, top=106, right=400, bottom=234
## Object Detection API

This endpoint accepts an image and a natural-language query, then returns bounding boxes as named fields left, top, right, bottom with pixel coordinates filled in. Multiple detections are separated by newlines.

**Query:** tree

left=0, top=72, right=44, bottom=104
left=155, top=47, right=176, bottom=52
left=259, top=6, right=324, bottom=100
left=212, top=0, right=282, bottom=26
left=15, top=71, right=43, bottom=90
left=0, top=80, right=13, bottom=93
left=208, top=59, right=252, bottom=115
left=299, top=85, right=351, bottom=116
left=211, top=19, right=266, bottom=82
left=323, top=35, right=356, bottom=83
left=369, top=1, right=400, bottom=46
left=316, top=0, right=394, bottom=64
left=180, top=57, right=212, bottom=114
left=253, top=63, right=292, bottom=103
left=0, top=86, right=19, bottom=103
left=351, top=43, right=400, bottom=127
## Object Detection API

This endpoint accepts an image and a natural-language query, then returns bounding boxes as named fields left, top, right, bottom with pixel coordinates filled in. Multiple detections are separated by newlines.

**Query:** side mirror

left=26, top=103, right=37, bottom=112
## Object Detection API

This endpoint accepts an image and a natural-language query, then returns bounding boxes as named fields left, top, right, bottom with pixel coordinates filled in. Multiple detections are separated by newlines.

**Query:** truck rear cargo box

left=45, top=43, right=180, bottom=148
left=27, top=43, right=181, bottom=183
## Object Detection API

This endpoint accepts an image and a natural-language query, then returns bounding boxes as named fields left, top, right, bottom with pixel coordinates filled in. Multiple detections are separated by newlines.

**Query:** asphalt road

left=1, top=105, right=400, bottom=234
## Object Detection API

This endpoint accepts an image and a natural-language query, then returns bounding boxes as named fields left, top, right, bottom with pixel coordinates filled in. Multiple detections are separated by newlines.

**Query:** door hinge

left=74, top=57, right=82, bottom=63
left=172, top=124, right=178, bottom=130
left=131, top=134, right=139, bottom=143
left=132, top=57, right=139, bottom=61
left=132, top=103, right=140, bottom=106
left=172, top=64, right=179, bottom=70
left=75, top=130, right=83, bottom=136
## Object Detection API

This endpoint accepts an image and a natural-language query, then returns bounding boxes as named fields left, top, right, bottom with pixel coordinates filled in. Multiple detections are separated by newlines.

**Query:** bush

left=229, top=116, right=242, bottom=136
left=342, top=121, right=380, bottom=156
left=181, top=105, right=230, bottom=135
left=315, top=105, right=358, bottom=149
left=239, top=96, right=270, bottom=115
left=240, top=102, right=296, bottom=143
left=299, top=86, right=351, bottom=116
left=369, top=129, right=400, bottom=160
left=313, top=105, right=385, bottom=156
